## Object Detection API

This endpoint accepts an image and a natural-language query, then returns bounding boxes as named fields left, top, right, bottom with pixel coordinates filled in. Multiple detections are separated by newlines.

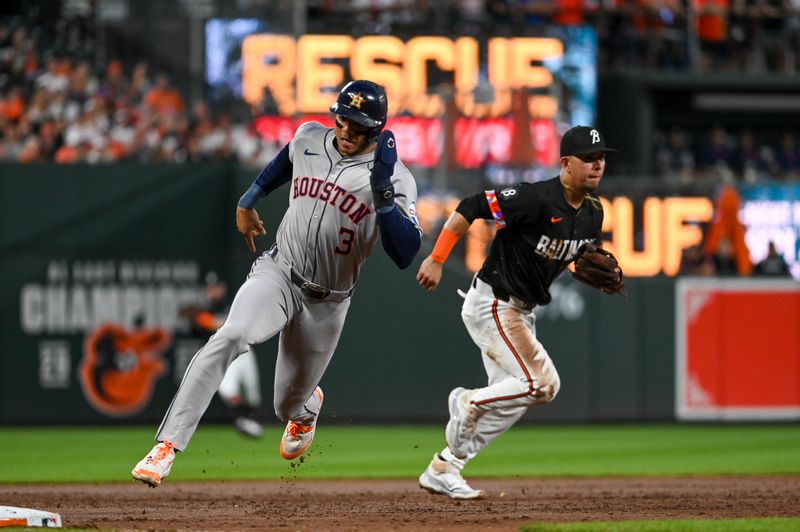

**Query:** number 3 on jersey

left=335, top=227, right=355, bottom=255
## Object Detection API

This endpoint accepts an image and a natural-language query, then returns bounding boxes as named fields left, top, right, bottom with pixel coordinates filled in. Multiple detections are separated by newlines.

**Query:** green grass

left=522, top=517, right=800, bottom=531
left=0, top=423, right=798, bottom=483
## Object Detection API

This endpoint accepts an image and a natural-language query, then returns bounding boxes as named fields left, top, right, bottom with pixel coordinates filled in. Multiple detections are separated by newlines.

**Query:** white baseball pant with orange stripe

left=454, top=276, right=561, bottom=459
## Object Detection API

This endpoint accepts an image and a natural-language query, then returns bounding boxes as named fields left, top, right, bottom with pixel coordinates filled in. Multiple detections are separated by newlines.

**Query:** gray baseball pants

left=156, top=250, right=350, bottom=450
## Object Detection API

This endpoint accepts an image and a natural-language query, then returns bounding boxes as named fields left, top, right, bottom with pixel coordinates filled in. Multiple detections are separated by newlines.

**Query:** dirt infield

left=2, top=476, right=798, bottom=531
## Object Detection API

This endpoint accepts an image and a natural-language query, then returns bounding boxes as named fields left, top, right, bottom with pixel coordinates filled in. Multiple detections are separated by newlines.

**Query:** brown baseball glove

left=571, top=243, right=627, bottom=297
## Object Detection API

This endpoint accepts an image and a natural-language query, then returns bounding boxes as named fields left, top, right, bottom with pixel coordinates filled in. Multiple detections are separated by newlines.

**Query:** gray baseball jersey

left=156, top=121, right=419, bottom=450
left=278, top=121, right=420, bottom=289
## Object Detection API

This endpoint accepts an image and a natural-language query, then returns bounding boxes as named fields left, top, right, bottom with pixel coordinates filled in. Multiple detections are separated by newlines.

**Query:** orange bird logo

left=79, top=323, right=170, bottom=417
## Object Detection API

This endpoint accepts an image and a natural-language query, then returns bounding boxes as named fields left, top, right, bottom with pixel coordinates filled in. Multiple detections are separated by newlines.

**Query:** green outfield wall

left=0, top=165, right=675, bottom=424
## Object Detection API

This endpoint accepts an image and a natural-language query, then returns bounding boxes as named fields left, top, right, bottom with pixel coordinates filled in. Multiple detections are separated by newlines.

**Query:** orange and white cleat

left=279, top=387, right=324, bottom=460
left=131, top=440, right=176, bottom=487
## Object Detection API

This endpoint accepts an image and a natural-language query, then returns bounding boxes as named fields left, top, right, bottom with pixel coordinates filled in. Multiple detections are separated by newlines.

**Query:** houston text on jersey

left=292, top=176, right=372, bottom=224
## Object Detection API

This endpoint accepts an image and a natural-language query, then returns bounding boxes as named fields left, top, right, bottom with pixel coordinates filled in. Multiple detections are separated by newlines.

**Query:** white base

left=0, top=506, right=62, bottom=528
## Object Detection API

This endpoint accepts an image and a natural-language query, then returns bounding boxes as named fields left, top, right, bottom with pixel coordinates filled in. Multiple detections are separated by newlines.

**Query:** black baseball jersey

left=467, top=176, right=603, bottom=306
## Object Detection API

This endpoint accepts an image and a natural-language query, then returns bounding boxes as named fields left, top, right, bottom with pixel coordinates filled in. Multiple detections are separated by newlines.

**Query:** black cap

left=560, top=125, right=617, bottom=157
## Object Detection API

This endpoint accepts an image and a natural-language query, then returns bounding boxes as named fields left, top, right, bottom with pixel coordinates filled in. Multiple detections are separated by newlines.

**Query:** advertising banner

left=740, top=183, right=800, bottom=280
left=0, top=165, right=233, bottom=423
left=675, top=278, right=800, bottom=420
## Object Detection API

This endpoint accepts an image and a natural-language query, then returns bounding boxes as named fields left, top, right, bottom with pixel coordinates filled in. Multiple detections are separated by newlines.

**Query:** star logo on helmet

left=349, top=92, right=365, bottom=109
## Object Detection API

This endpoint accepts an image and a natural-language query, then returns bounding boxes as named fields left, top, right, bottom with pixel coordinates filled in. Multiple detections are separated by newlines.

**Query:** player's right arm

left=417, top=191, right=495, bottom=291
left=236, top=143, right=293, bottom=252
left=416, top=210, right=470, bottom=292
left=236, top=208, right=266, bottom=253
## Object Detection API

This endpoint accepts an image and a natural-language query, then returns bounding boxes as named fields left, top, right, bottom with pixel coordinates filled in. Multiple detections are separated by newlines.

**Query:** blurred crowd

left=314, top=0, right=800, bottom=73
left=0, top=16, right=272, bottom=165
left=655, top=125, right=800, bottom=183
left=2, top=2, right=800, bottom=166
left=680, top=238, right=792, bottom=276
left=676, top=182, right=794, bottom=278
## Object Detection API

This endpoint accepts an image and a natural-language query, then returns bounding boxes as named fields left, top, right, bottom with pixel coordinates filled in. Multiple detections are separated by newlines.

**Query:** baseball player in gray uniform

left=132, top=80, right=421, bottom=487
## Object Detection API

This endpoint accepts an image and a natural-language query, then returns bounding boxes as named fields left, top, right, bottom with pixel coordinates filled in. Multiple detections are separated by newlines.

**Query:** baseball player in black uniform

left=416, top=125, right=619, bottom=499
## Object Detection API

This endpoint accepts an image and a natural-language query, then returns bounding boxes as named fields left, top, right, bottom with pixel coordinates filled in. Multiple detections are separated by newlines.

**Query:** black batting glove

left=370, top=130, right=397, bottom=212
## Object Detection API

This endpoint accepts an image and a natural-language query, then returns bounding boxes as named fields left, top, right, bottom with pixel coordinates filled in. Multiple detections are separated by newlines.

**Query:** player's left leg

left=421, top=281, right=560, bottom=499
left=453, top=295, right=560, bottom=455
left=419, top=447, right=486, bottom=499
left=422, top=299, right=560, bottom=498
left=153, top=260, right=299, bottom=450
left=421, top=383, right=531, bottom=500
left=132, top=258, right=300, bottom=487
left=274, top=298, right=350, bottom=459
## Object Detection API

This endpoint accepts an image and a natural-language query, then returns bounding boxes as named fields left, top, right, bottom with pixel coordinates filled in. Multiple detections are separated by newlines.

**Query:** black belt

left=268, top=244, right=353, bottom=302
left=473, top=277, right=535, bottom=311
left=290, top=268, right=334, bottom=301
